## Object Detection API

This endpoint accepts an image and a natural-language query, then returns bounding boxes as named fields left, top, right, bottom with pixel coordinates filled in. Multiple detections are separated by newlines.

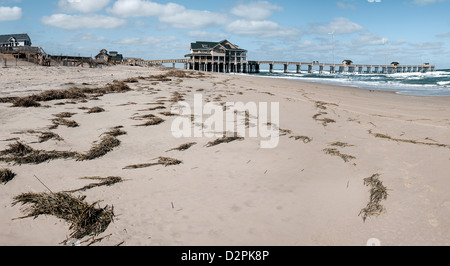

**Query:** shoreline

left=1, top=65, right=449, bottom=246
left=236, top=70, right=450, bottom=97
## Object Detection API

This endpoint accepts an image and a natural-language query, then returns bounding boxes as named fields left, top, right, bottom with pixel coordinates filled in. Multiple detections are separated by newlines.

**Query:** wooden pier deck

left=137, top=58, right=435, bottom=74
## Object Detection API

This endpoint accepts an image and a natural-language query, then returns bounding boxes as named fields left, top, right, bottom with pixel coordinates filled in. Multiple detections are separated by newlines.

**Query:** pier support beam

left=348, top=66, right=355, bottom=73
left=330, top=66, right=335, bottom=74
left=339, top=66, right=345, bottom=73
left=308, top=65, right=313, bottom=74
left=296, top=64, right=301, bottom=74
left=284, top=64, right=288, bottom=73
left=319, top=65, right=324, bottom=74
left=358, top=66, right=363, bottom=74
left=269, top=63, right=274, bottom=73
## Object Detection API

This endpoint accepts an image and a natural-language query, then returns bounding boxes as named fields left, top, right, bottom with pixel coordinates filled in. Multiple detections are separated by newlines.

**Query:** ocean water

left=247, top=69, right=450, bottom=96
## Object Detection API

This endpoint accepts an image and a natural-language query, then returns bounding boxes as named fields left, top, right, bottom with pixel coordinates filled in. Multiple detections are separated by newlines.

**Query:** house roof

left=0, top=33, right=31, bottom=44
left=110, top=54, right=123, bottom=60
left=191, top=40, right=247, bottom=52
left=191, top=41, right=220, bottom=50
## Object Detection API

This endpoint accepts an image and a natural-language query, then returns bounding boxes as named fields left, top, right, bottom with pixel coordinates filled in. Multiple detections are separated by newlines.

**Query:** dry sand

left=0, top=65, right=449, bottom=246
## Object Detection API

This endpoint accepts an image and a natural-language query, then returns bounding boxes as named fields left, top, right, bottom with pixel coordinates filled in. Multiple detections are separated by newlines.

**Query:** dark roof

left=191, top=41, right=219, bottom=50
left=0, top=33, right=31, bottom=44
left=110, top=54, right=123, bottom=61
left=191, top=40, right=247, bottom=52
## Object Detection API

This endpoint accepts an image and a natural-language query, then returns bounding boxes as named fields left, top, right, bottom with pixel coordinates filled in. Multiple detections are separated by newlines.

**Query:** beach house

left=185, top=40, right=248, bottom=73
left=109, top=51, right=123, bottom=64
left=0, top=34, right=32, bottom=47
left=95, top=49, right=123, bottom=65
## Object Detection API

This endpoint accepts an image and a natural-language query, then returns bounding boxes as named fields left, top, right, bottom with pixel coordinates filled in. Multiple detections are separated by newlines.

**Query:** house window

left=8, top=37, right=18, bottom=47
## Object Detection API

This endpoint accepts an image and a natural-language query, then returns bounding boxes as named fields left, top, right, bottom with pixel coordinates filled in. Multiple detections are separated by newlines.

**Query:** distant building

left=185, top=40, right=248, bottom=73
left=0, top=33, right=32, bottom=47
left=391, top=62, right=400, bottom=66
left=109, top=51, right=123, bottom=64
left=124, top=57, right=143, bottom=65
left=95, top=49, right=123, bottom=65
left=95, top=49, right=109, bottom=64
left=342, top=60, right=353, bottom=66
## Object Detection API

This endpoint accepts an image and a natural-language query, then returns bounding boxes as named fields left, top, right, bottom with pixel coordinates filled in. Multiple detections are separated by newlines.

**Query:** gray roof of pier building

left=190, top=40, right=247, bottom=52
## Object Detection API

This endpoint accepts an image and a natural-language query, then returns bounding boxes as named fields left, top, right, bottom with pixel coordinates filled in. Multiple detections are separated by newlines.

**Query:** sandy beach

left=1, top=65, right=449, bottom=246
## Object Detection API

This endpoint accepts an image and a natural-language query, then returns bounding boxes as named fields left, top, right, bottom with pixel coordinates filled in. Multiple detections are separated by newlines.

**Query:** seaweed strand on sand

left=0, top=168, right=16, bottom=184
left=368, top=130, right=450, bottom=149
left=206, top=133, right=244, bottom=148
left=323, top=148, right=356, bottom=163
left=78, top=136, right=121, bottom=161
left=166, top=142, right=197, bottom=152
left=64, top=176, right=124, bottom=193
left=359, top=174, right=389, bottom=222
left=0, top=141, right=80, bottom=165
left=2, top=81, right=131, bottom=108
left=12, top=192, right=114, bottom=242
left=123, top=157, right=182, bottom=170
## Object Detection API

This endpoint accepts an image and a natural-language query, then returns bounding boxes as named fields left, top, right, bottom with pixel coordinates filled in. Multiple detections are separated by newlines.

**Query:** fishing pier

left=138, top=59, right=435, bottom=75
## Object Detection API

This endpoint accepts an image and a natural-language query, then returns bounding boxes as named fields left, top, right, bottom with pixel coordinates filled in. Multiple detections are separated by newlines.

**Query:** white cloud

left=107, top=0, right=182, bottom=17
left=0, top=6, right=22, bottom=22
left=348, top=32, right=387, bottom=47
left=42, top=14, right=126, bottom=30
left=107, top=0, right=227, bottom=29
left=230, top=1, right=283, bottom=21
left=159, top=9, right=227, bottom=29
left=337, top=1, right=356, bottom=10
left=436, top=32, right=450, bottom=38
left=58, top=0, right=111, bottom=13
left=309, top=17, right=363, bottom=35
left=225, top=20, right=299, bottom=38
left=412, top=0, right=444, bottom=5
left=114, top=36, right=177, bottom=45
left=411, top=41, right=444, bottom=50
left=187, top=31, right=228, bottom=40
left=77, top=33, right=107, bottom=42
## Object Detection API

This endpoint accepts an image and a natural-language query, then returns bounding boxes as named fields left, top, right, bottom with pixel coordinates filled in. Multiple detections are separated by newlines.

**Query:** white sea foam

left=248, top=69, right=450, bottom=96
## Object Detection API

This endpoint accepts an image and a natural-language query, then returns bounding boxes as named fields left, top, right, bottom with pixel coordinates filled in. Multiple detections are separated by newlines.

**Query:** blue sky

left=1, top=0, right=450, bottom=68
